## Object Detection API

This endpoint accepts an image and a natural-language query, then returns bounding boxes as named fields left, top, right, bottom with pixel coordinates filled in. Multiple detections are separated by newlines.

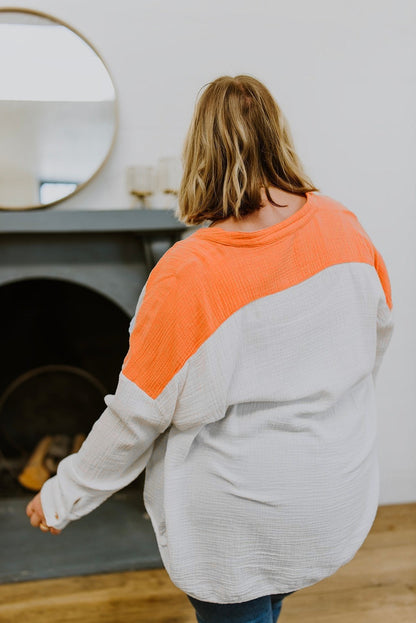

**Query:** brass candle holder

left=130, top=190, right=153, bottom=201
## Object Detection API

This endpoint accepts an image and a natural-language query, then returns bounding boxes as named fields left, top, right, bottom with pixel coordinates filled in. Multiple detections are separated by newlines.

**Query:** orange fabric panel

left=373, top=246, right=393, bottom=310
left=123, top=195, right=390, bottom=399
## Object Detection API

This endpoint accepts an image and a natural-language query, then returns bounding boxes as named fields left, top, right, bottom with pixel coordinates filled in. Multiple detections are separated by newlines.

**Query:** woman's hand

left=26, top=492, right=61, bottom=535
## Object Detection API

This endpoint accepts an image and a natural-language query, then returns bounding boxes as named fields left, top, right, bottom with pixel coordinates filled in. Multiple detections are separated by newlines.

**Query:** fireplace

left=0, top=208, right=188, bottom=582
left=0, top=277, right=130, bottom=495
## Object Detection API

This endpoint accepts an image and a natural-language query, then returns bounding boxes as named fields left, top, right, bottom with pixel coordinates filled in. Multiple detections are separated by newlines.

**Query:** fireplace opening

left=0, top=277, right=142, bottom=498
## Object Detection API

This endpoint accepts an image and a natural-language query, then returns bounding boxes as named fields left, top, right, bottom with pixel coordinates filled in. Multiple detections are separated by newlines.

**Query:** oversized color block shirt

left=41, top=192, right=394, bottom=603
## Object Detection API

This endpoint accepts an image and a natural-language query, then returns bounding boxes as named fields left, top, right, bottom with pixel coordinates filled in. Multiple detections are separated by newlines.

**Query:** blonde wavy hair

left=176, top=75, right=318, bottom=226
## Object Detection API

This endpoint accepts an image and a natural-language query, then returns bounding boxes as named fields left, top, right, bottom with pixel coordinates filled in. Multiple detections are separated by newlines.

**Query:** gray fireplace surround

left=0, top=208, right=189, bottom=315
left=0, top=208, right=192, bottom=583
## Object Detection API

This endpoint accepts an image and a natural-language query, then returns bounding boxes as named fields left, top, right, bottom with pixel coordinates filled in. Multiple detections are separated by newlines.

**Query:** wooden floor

left=0, top=503, right=415, bottom=623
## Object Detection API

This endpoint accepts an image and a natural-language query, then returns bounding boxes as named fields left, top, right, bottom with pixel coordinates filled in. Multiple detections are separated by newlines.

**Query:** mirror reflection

left=0, top=9, right=117, bottom=210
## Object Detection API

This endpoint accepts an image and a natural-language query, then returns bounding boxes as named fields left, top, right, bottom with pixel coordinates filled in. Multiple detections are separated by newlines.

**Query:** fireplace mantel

left=0, top=208, right=188, bottom=235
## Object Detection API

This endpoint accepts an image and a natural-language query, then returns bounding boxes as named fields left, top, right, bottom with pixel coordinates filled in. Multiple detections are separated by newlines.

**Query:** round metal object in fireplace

left=0, top=364, right=107, bottom=455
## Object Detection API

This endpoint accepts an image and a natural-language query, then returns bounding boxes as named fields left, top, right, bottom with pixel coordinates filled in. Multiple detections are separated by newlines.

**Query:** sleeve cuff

left=39, top=452, right=113, bottom=531
left=40, top=474, right=73, bottom=531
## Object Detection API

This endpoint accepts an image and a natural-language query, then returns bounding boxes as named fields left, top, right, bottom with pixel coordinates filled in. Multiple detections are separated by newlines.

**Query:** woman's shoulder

left=159, top=228, right=222, bottom=266
left=147, top=233, right=213, bottom=290
left=313, top=193, right=372, bottom=238
left=313, top=192, right=353, bottom=215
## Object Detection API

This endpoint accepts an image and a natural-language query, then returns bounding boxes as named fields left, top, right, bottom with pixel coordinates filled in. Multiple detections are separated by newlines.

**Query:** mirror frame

left=0, top=6, right=118, bottom=211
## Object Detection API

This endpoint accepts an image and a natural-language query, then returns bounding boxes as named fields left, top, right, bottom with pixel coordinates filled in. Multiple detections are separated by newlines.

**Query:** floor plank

left=0, top=503, right=415, bottom=623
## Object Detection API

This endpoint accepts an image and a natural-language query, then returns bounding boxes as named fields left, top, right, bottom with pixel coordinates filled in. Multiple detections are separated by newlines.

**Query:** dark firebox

left=0, top=278, right=129, bottom=496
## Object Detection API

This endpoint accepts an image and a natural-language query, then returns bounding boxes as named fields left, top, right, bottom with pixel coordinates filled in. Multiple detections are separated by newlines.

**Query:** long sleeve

left=40, top=373, right=167, bottom=531
left=372, top=246, right=394, bottom=383
left=40, top=262, right=183, bottom=531
left=343, top=209, right=394, bottom=384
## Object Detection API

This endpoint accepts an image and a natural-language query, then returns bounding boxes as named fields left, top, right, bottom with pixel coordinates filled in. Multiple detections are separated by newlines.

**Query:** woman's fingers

left=26, top=493, right=62, bottom=534
left=29, top=513, right=61, bottom=534
left=29, top=511, right=42, bottom=528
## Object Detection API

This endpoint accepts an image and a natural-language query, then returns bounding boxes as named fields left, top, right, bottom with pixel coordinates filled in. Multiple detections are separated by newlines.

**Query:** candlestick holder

left=126, top=166, right=155, bottom=208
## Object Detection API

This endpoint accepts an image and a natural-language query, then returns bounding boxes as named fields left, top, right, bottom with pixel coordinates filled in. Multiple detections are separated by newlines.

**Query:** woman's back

left=123, top=191, right=394, bottom=603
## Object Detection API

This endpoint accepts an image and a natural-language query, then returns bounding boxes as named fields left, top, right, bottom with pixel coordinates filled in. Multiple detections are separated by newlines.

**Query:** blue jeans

left=187, top=591, right=295, bottom=623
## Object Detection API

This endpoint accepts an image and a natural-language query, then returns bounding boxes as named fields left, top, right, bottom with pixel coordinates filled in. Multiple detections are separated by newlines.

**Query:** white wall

left=4, top=0, right=415, bottom=504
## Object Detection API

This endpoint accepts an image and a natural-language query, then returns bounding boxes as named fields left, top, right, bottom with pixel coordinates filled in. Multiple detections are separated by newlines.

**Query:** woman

left=26, top=75, right=394, bottom=623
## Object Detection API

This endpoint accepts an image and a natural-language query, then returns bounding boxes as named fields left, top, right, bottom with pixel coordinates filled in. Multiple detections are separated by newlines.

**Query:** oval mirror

left=0, top=8, right=117, bottom=210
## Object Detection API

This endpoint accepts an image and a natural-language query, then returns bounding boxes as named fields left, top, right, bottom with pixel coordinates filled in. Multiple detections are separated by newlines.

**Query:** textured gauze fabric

left=40, top=192, right=394, bottom=603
